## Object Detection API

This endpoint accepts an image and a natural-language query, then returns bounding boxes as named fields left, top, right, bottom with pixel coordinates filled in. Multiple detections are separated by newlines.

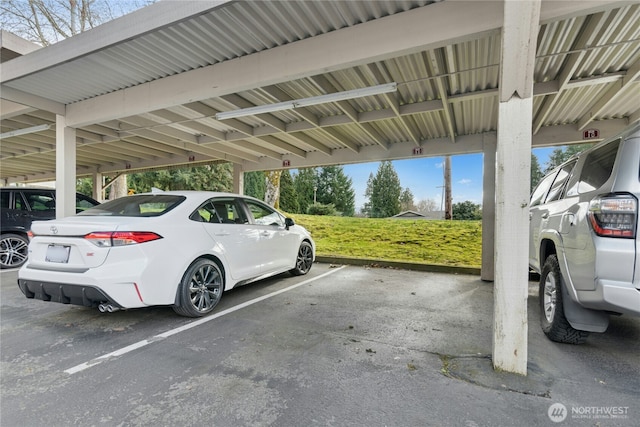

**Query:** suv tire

left=539, top=255, right=590, bottom=344
left=0, top=233, right=29, bottom=269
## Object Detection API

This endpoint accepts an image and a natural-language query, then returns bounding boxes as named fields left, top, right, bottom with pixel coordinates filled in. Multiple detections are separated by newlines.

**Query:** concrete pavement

left=1, top=263, right=638, bottom=426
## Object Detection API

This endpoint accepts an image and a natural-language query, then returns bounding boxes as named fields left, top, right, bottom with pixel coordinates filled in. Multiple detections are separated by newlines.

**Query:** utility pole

left=444, top=156, right=452, bottom=219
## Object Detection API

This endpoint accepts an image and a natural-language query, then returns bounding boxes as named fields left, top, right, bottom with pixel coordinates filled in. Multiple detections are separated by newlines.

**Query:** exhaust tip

left=98, top=303, right=107, bottom=313
left=106, top=304, right=120, bottom=313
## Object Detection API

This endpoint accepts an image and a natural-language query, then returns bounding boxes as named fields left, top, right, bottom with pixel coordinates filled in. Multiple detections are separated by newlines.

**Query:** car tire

left=0, top=233, right=29, bottom=269
left=290, top=241, right=313, bottom=276
left=539, top=254, right=589, bottom=344
left=173, top=258, right=224, bottom=317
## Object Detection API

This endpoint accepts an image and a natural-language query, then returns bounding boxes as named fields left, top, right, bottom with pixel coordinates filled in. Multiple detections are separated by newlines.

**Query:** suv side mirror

left=285, top=217, right=295, bottom=230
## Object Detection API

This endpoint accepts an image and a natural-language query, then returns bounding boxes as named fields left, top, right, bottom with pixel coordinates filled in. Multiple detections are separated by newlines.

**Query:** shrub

left=307, top=202, right=337, bottom=216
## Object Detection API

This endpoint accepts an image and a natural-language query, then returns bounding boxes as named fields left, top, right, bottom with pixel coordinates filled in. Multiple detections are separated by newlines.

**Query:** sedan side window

left=191, top=201, right=219, bottom=223
left=193, top=199, right=247, bottom=224
left=245, top=200, right=285, bottom=227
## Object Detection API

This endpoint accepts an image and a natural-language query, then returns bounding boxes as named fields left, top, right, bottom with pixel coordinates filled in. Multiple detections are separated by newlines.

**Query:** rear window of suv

left=570, top=139, right=620, bottom=194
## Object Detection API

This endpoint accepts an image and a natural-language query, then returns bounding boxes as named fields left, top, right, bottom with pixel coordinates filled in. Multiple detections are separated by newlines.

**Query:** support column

left=92, top=172, right=104, bottom=202
left=55, top=115, right=76, bottom=219
left=233, top=163, right=244, bottom=195
left=481, top=133, right=496, bottom=282
left=492, top=0, right=540, bottom=375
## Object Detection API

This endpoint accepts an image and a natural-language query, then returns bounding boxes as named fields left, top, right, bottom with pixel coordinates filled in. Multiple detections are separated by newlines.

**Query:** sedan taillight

left=84, top=231, right=163, bottom=247
left=588, top=194, right=637, bottom=238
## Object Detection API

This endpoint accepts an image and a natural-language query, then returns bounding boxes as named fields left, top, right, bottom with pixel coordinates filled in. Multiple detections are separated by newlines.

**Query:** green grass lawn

left=290, top=214, right=483, bottom=268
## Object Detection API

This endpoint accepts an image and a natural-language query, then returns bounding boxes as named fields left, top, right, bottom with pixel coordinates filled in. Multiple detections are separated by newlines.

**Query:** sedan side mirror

left=285, top=217, right=295, bottom=230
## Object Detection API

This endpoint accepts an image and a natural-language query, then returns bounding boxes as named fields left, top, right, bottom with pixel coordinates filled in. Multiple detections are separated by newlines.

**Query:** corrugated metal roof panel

left=4, top=0, right=434, bottom=105
left=2, top=1, right=638, bottom=182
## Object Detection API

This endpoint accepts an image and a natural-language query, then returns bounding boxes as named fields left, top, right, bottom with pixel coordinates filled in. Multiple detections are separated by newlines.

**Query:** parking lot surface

left=1, top=263, right=638, bottom=426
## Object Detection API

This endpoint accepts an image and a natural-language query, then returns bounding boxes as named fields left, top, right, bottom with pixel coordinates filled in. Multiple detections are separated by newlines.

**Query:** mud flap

left=561, top=282, right=609, bottom=332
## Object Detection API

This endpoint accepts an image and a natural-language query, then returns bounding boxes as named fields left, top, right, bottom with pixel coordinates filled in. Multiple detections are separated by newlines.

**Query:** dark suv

left=529, top=123, right=640, bottom=344
left=0, top=187, right=100, bottom=269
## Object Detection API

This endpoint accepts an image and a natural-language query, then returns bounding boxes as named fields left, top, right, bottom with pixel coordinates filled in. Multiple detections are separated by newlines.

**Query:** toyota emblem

left=50, top=226, right=58, bottom=235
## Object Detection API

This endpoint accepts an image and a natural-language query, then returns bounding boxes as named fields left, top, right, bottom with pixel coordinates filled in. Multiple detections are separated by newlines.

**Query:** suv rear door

left=529, top=171, right=558, bottom=270
left=529, top=161, right=577, bottom=272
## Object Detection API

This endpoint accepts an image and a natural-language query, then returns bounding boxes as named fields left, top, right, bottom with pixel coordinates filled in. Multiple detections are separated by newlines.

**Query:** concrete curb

left=315, top=256, right=481, bottom=276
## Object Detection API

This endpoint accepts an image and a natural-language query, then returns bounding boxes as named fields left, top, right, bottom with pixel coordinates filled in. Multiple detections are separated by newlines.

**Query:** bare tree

left=415, top=198, right=438, bottom=214
left=1, top=0, right=150, bottom=45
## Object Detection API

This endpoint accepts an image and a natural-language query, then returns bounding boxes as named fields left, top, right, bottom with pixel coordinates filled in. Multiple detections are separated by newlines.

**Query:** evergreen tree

left=399, top=187, right=415, bottom=212
left=128, top=164, right=232, bottom=193
left=76, top=177, right=94, bottom=197
left=293, top=168, right=318, bottom=214
left=544, top=144, right=594, bottom=173
left=244, top=171, right=266, bottom=200
left=361, top=173, right=374, bottom=217
left=316, top=166, right=356, bottom=216
left=531, top=153, right=544, bottom=191
left=279, top=170, right=299, bottom=213
left=368, top=161, right=402, bottom=218
left=452, top=201, right=482, bottom=220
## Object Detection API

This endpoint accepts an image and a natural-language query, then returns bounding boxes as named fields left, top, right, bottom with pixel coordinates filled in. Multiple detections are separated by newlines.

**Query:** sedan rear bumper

left=17, top=279, right=119, bottom=308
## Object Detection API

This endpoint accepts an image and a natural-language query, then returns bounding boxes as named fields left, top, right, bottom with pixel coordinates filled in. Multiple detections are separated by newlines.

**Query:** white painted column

left=92, top=172, right=104, bottom=202
left=481, top=133, right=496, bottom=282
left=492, top=0, right=540, bottom=375
left=233, top=163, right=244, bottom=195
left=55, top=115, right=77, bottom=219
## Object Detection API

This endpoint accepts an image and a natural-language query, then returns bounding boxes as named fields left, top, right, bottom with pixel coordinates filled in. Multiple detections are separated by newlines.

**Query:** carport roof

left=1, top=0, right=639, bottom=183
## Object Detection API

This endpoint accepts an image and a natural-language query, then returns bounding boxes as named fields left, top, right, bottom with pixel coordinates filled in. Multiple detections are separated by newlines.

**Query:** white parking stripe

left=65, top=265, right=347, bottom=375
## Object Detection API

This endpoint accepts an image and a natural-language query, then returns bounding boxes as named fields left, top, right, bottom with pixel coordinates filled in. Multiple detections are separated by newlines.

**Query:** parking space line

left=64, top=265, right=347, bottom=375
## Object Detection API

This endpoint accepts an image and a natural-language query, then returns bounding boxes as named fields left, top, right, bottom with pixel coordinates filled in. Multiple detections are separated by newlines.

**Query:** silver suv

left=529, top=123, right=640, bottom=344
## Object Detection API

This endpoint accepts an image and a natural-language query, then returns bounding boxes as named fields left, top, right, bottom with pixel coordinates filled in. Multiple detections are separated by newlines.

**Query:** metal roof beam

left=367, top=64, right=422, bottom=146
left=533, top=12, right=608, bottom=133
left=64, top=0, right=509, bottom=127
left=259, top=84, right=360, bottom=152
left=311, top=75, right=390, bottom=150
left=577, top=58, right=640, bottom=130
left=0, top=86, right=65, bottom=115
left=427, top=50, right=456, bottom=143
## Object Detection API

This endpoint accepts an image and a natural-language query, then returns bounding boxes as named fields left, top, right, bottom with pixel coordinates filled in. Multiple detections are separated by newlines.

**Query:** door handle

left=541, top=213, right=549, bottom=219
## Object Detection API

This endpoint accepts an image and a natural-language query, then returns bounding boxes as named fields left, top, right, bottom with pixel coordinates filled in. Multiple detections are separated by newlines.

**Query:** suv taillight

left=588, top=194, right=637, bottom=238
left=84, top=231, right=163, bottom=247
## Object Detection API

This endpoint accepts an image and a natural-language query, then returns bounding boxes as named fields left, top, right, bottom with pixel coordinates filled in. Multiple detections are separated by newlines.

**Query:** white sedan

left=18, top=191, right=315, bottom=317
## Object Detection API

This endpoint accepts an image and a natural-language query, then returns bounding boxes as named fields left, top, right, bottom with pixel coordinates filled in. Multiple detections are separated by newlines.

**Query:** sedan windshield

left=78, top=195, right=186, bottom=217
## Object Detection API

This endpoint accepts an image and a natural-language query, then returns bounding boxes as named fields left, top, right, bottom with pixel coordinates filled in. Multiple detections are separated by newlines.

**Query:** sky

left=342, top=147, right=556, bottom=212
